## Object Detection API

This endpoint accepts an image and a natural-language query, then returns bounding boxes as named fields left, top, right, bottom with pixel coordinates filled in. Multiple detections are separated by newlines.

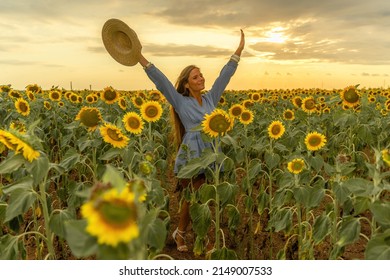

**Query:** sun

left=264, top=26, right=288, bottom=44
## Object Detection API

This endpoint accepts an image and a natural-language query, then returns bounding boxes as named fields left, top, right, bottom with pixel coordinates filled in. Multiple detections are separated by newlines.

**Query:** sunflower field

left=0, top=83, right=389, bottom=260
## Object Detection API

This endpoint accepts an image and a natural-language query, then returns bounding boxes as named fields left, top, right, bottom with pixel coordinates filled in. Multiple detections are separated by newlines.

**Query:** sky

left=1, top=0, right=390, bottom=91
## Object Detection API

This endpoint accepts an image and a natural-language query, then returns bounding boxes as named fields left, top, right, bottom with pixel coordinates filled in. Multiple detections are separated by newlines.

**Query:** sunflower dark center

left=271, top=125, right=281, bottom=135
left=107, top=128, right=123, bottom=141
left=104, top=89, right=117, bottom=101
left=128, top=117, right=140, bottom=129
left=209, top=114, right=230, bottom=133
left=80, top=109, right=100, bottom=127
left=309, top=135, right=321, bottom=146
left=98, top=199, right=136, bottom=227
left=344, top=89, right=359, bottom=103
left=145, top=106, right=158, bottom=118
left=19, top=102, right=28, bottom=112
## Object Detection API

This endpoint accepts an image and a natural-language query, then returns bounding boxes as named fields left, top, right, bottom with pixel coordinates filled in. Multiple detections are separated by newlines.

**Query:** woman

left=138, top=30, right=245, bottom=252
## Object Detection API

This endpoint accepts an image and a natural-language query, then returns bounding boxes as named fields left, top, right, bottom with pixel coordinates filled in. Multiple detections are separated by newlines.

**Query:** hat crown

left=113, top=31, right=133, bottom=53
left=102, top=18, right=141, bottom=66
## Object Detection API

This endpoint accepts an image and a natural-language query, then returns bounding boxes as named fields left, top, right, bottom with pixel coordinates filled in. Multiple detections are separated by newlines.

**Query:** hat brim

left=102, top=18, right=141, bottom=66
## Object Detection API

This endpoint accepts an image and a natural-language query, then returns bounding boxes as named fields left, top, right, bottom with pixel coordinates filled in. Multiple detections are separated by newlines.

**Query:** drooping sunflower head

left=341, top=85, right=360, bottom=107
left=305, top=131, right=327, bottom=151
left=81, top=187, right=139, bottom=247
left=14, top=98, right=30, bottom=116
left=101, top=86, right=119, bottom=104
left=75, top=106, right=103, bottom=131
left=8, top=90, right=22, bottom=99
left=1, top=84, right=12, bottom=93
left=301, top=96, right=317, bottom=113
left=239, top=109, right=254, bottom=125
left=26, top=91, right=36, bottom=101
left=100, top=123, right=129, bottom=148
left=49, top=90, right=62, bottom=101
left=0, top=129, right=40, bottom=162
left=117, top=97, right=127, bottom=110
left=283, top=109, right=295, bottom=121
left=267, top=120, right=285, bottom=140
left=140, top=101, right=163, bottom=122
left=287, top=158, right=305, bottom=174
left=25, top=84, right=42, bottom=94
left=229, top=104, right=244, bottom=118
left=122, top=112, right=144, bottom=134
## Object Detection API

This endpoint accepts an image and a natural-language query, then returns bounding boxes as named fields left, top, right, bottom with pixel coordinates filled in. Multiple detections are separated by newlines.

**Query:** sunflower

left=242, top=99, right=254, bottom=108
left=100, top=123, right=129, bottom=148
left=301, top=96, right=317, bottom=113
left=340, top=85, right=360, bottom=107
left=305, top=132, right=327, bottom=151
left=101, top=86, right=119, bottom=104
left=251, top=92, right=261, bottom=102
left=10, top=120, right=26, bottom=134
left=149, top=90, right=162, bottom=101
left=381, top=149, right=390, bottom=167
left=229, top=104, right=244, bottom=118
left=219, top=96, right=226, bottom=106
left=140, top=101, right=163, bottom=122
left=75, top=107, right=103, bottom=131
left=131, top=96, right=144, bottom=108
left=43, top=101, right=51, bottom=110
left=126, top=179, right=147, bottom=202
left=283, top=109, right=295, bottom=120
left=49, top=90, right=62, bottom=101
left=123, top=112, right=144, bottom=134
left=202, top=108, right=233, bottom=137
left=267, top=120, right=285, bottom=140
left=81, top=187, right=139, bottom=247
left=117, top=97, right=127, bottom=110
left=1, top=84, right=12, bottom=93
left=287, top=158, right=305, bottom=174
left=0, top=130, right=40, bottom=162
left=292, top=96, right=303, bottom=108
left=239, top=109, right=254, bottom=125
left=25, top=84, right=42, bottom=94
left=85, top=94, right=96, bottom=104
left=15, top=98, right=30, bottom=116
left=26, top=91, right=36, bottom=101
left=64, top=91, right=73, bottom=100
left=8, top=90, right=22, bottom=99
left=69, top=93, right=80, bottom=103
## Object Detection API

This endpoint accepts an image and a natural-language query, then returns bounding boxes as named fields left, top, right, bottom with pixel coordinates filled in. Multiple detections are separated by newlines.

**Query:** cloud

left=144, top=43, right=232, bottom=57
left=148, top=0, right=390, bottom=65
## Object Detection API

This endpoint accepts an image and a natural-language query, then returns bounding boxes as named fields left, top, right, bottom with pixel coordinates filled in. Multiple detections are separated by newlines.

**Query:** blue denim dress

left=145, top=60, right=238, bottom=174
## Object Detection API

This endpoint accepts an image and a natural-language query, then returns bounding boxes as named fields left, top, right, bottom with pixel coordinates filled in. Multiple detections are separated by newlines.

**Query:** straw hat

left=101, top=18, right=142, bottom=66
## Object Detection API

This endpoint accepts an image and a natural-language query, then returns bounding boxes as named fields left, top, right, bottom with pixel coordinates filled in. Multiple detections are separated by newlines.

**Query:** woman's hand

left=234, top=29, right=245, bottom=56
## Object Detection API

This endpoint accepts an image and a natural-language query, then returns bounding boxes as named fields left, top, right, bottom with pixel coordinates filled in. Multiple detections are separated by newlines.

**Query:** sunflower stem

left=214, top=134, right=221, bottom=251
left=38, top=178, right=56, bottom=259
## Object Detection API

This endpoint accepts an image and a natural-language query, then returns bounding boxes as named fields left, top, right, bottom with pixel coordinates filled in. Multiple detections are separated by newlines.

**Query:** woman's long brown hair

left=171, top=65, right=199, bottom=149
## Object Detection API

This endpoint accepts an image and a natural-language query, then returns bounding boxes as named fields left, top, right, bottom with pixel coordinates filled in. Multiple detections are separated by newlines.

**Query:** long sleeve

left=144, top=65, right=181, bottom=109
left=206, top=60, right=238, bottom=106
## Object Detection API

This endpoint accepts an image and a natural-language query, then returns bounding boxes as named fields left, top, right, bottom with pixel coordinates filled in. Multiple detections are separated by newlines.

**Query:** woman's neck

left=190, top=91, right=202, bottom=106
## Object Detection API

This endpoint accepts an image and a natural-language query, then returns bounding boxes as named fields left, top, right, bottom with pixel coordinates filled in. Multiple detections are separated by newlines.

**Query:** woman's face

left=186, top=68, right=205, bottom=94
